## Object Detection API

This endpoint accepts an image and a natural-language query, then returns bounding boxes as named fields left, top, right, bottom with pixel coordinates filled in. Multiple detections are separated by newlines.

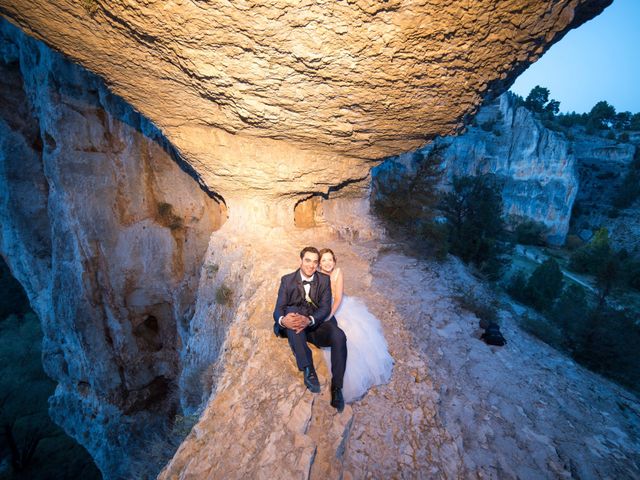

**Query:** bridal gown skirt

left=323, top=295, right=394, bottom=403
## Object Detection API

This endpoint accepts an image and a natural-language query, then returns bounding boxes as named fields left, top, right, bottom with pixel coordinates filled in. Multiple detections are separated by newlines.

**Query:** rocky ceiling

left=0, top=0, right=611, bottom=202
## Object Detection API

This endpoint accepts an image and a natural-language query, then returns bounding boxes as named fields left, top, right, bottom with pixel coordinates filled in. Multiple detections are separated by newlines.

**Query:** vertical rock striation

left=570, top=134, right=638, bottom=248
left=0, top=19, right=224, bottom=478
left=373, top=93, right=578, bottom=245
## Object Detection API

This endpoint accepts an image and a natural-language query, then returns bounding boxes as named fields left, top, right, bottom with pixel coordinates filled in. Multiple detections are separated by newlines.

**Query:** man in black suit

left=273, top=246, right=347, bottom=412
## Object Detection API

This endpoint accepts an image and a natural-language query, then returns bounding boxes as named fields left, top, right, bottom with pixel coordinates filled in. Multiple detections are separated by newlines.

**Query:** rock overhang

left=0, top=0, right=612, bottom=203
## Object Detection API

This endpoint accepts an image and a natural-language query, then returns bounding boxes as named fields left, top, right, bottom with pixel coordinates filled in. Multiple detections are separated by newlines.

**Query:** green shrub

left=205, top=263, right=219, bottom=278
left=215, top=284, right=233, bottom=306
left=514, top=219, right=547, bottom=246
left=520, top=313, right=564, bottom=350
left=525, top=258, right=564, bottom=311
left=480, top=119, right=495, bottom=132
left=607, top=208, right=620, bottom=219
left=440, top=175, right=508, bottom=279
left=127, top=412, right=198, bottom=480
left=453, top=287, right=499, bottom=329
left=572, top=308, right=640, bottom=394
left=612, top=170, right=640, bottom=209
left=0, top=257, right=30, bottom=319
left=506, top=270, right=528, bottom=304
left=564, top=234, right=583, bottom=250
left=372, top=146, right=444, bottom=228
left=569, top=228, right=611, bottom=274
left=550, top=284, right=589, bottom=346
left=621, top=259, right=640, bottom=291
left=371, top=145, right=445, bottom=257
left=418, top=221, right=449, bottom=260
left=0, top=314, right=100, bottom=478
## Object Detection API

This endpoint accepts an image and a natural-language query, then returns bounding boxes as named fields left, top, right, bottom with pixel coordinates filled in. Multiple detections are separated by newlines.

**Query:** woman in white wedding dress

left=318, top=249, right=393, bottom=403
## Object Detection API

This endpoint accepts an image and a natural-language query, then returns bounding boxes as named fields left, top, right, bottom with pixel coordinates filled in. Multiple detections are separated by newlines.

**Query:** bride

left=318, top=248, right=393, bottom=403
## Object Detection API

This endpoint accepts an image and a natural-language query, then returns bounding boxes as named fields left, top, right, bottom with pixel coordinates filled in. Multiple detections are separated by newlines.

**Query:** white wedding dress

left=323, top=295, right=394, bottom=403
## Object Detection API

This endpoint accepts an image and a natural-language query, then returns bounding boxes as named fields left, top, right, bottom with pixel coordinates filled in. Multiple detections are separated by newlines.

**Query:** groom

left=273, top=246, right=347, bottom=412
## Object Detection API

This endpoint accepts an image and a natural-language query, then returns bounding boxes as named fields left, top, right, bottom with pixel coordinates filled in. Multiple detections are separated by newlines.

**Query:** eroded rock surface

left=0, top=0, right=612, bottom=202
left=570, top=134, right=639, bottom=249
left=159, top=218, right=466, bottom=480
left=0, top=19, right=223, bottom=478
left=159, top=212, right=640, bottom=479
left=372, top=252, right=640, bottom=479
left=372, top=93, right=579, bottom=245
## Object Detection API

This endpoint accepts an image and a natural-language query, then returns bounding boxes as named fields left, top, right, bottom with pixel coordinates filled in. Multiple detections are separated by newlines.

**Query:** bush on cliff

left=524, top=86, right=559, bottom=117
left=371, top=145, right=445, bottom=256
left=525, top=259, right=564, bottom=312
left=372, top=145, right=444, bottom=228
left=571, top=307, right=640, bottom=394
left=568, top=228, right=612, bottom=274
left=506, top=270, right=528, bottom=304
left=513, top=219, right=548, bottom=246
left=568, top=228, right=629, bottom=304
left=0, top=258, right=30, bottom=320
left=549, top=284, right=589, bottom=347
left=507, top=260, right=564, bottom=312
left=612, top=148, right=640, bottom=209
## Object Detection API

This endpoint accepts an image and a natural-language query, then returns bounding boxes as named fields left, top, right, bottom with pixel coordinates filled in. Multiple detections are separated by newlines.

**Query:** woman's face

left=320, top=252, right=335, bottom=273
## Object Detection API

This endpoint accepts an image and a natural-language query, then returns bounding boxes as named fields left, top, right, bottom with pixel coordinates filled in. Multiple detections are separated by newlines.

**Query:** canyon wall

left=570, top=134, right=639, bottom=250
left=373, top=93, right=578, bottom=245
left=0, top=19, right=224, bottom=478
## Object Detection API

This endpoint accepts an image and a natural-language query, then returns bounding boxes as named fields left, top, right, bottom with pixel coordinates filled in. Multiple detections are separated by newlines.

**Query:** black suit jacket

left=273, top=269, right=332, bottom=337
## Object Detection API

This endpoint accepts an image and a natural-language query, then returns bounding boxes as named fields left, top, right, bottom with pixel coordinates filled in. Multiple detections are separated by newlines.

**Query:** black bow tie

left=302, top=280, right=313, bottom=285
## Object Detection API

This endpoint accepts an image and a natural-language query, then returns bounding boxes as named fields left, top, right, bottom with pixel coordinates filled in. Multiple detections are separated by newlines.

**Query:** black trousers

left=286, top=318, right=347, bottom=389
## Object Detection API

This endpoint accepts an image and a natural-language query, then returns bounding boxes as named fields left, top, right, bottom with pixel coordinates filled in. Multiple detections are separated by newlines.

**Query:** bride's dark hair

left=318, top=248, right=336, bottom=263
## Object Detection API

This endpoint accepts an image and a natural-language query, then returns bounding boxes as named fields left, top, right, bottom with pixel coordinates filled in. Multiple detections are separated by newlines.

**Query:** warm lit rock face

left=0, top=1, right=622, bottom=479
left=0, top=20, right=223, bottom=478
left=0, top=0, right=611, bottom=207
left=372, top=93, right=579, bottom=245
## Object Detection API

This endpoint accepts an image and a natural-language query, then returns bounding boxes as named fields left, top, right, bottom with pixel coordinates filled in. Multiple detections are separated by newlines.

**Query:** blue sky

left=510, top=0, right=640, bottom=114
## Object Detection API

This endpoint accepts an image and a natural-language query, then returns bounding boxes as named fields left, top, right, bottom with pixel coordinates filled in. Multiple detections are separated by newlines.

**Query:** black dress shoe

left=303, top=366, right=321, bottom=393
left=330, top=387, right=344, bottom=412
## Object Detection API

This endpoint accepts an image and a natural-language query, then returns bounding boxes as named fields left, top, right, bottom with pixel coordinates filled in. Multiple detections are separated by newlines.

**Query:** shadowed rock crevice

left=293, top=175, right=371, bottom=228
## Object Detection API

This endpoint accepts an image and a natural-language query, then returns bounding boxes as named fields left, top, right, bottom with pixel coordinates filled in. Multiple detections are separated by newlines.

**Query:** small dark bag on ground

left=481, top=323, right=507, bottom=346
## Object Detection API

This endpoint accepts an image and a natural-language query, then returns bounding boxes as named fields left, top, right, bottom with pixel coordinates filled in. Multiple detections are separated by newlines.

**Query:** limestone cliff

left=0, top=19, right=224, bottom=477
left=570, top=133, right=639, bottom=250
left=372, top=93, right=578, bottom=245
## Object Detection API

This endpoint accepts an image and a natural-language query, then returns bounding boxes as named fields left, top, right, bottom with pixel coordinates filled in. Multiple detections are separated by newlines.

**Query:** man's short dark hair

left=300, top=246, right=320, bottom=260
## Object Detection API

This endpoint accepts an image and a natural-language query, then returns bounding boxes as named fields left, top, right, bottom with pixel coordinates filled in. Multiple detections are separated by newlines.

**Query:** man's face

left=300, top=251, right=319, bottom=278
